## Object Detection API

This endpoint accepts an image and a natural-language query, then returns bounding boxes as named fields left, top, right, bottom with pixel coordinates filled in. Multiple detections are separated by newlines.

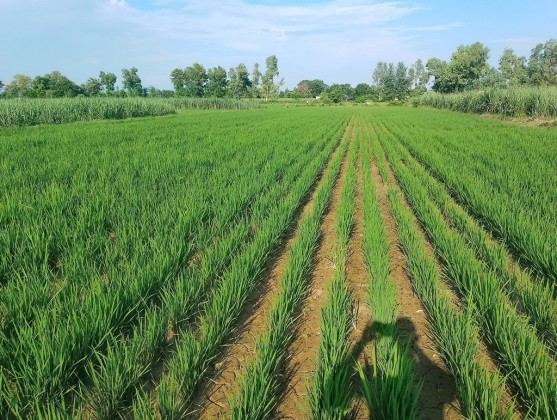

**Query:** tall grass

left=412, top=87, right=557, bottom=118
left=0, top=97, right=261, bottom=127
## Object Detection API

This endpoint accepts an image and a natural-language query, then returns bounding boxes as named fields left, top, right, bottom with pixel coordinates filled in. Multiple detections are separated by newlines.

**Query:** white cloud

left=0, top=0, right=460, bottom=88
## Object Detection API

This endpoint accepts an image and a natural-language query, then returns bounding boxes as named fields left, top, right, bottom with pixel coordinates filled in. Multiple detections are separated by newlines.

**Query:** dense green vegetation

left=412, top=87, right=557, bottom=117
left=0, top=97, right=260, bottom=127
left=1, top=105, right=556, bottom=418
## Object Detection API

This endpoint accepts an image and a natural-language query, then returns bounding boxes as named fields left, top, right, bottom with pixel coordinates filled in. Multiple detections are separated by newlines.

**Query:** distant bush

left=412, top=87, right=557, bottom=118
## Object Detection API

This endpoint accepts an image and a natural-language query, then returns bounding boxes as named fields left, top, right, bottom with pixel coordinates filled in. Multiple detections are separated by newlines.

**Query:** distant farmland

left=1, top=106, right=556, bottom=418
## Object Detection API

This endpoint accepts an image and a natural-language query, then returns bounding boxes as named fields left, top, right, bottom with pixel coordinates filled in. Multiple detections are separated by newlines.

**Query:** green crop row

left=357, top=121, right=421, bottom=419
left=378, top=124, right=557, bottom=418
left=389, top=136, right=557, bottom=354
left=307, top=123, right=358, bottom=419
left=0, top=108, right=351, bottom=416
left=379, top=109, right=557, bottom=285
left=368, top=132, right=512, bottom=419
left=226, top=124, right=352, bottom=419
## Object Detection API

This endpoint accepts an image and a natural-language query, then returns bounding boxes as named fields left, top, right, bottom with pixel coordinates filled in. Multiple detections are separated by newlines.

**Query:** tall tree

left=31, top=71, right=81, bottom=97
left=206, top=66, right=228, bottom=98
left=82, top=78, right=103, bottom=97
left=3, top=74, right=34, bottom=98
left=170, top=68, right=186, bottom=96
left=122, top=67, right=143, bottom=96
left=308, top=79, right=328, bottom=97
left=410, top=58, right=428, bottom=89
left=427, top=42, right=489, bottom=93
left=251, top=63, right=261, bottom=98
left=182, top=63, right=208, bottom=97
left=394, top=62, right=411, bottom=98
left=99, top=71, right=117, bottom=95
left=499, top=48, right=527, bottom=86
left=295, top=80, right=311, bottom=97
left=262, top=55, right=282, bottom=101
left=528, top=39, right=557, bottom=85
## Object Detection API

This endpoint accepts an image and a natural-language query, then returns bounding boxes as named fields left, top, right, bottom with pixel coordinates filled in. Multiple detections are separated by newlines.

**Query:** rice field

left=1, top=105, right=556, bottom=419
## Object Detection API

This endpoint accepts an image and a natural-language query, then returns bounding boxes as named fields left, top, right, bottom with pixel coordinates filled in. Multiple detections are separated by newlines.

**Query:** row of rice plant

left=75, top=134, right=336, bottom=418
left=368, top=130, right=512, bottom=418
left=307, top=124, right=358, bottom=419
left=225, top=124, right=352, bottom=419
left=377, top=124, right=557, bottom=417
left=357, top=121, right=421, bottom=418
left=130, top=123, right=349, bottom=417
left=412, top=87, right=557, bottom=117
left=0, top=108, right=351, bottom=416
left=391, top=138, right=557, bottom=353
left=0, top=97, right=261, bottom=127
left=376, top=107, right=557, bottom=287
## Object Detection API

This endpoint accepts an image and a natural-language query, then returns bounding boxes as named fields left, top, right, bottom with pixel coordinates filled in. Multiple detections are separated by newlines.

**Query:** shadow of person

left=348, top=318, right=458, bottom=420
left=395, top=316, right=458, bottom=420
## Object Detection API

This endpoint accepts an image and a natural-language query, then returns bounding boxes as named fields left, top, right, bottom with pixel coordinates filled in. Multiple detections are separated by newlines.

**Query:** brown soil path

left=366, top=124, right=461, bottom=420
left=193, top=125, right=352, bottom=419
left=275, top=124, right=355, bottom=419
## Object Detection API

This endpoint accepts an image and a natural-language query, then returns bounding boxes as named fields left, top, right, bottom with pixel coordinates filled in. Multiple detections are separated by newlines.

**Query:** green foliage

left=121, top=67, right=143, bottom=97
left=412, top=86, right=557, bottom=117
left=0, top=97, right=261, bottom=127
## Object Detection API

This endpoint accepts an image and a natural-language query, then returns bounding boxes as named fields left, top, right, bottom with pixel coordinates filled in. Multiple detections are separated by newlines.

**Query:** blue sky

left=1, top=1, right=555, bottom=89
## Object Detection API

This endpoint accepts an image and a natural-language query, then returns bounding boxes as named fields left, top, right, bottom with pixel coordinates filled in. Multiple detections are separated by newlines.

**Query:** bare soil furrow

left=192, top=127, right=350, bottom=419
left=275, top=124, right=354, bottom=419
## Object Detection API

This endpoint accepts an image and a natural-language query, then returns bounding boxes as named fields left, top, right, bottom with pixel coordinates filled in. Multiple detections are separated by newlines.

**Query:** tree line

left=169, top=55, right=282, bottom=101
left=366, top=39, right=557, bottom=101
left=1, top=40, right=555, bottom=102
left=0, top=55, right=282, bottom=101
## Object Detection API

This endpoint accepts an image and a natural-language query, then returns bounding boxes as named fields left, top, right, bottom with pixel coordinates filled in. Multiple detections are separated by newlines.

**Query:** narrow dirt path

left=193, top=128, right=350, bottom=419
left=367, top=127, right=461, bottom=419
left=275, top=125, right=354, bottom=419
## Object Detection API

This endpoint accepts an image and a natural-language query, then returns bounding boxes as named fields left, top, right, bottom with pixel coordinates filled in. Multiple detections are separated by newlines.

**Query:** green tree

left=296, top=80, right=311, bottom=97
left=170, top=68, right=186, bottom=96
left=262, top=55, right=283, bottom=101
left=3, top=74, right=34, bottom=98
left=308, top=79, right=328, bottom=97
left=206, top=66, right=228, bottom=98
left=499, top=49, right=527, bottom=86
left=82, top=77, right=103, bottom=97
left=182, top=63, right=208, bottom=97
left=353, top=83, right=372, bottom=101
left=394, top=62, right=411, bottom=99
left=0, top=80, right=4, bottom=95
left=251, top=63, right=261, bottom=98
left=122, top=67, right=143, bottom=96
left=528, top=39, right=557, bottom=85
left=427, top=42, right=490, bottom=92
left=410, top=58, right=428, bottom=89
left=31, top=71, right=81, bottom=97
left=328, top=84, right=344, bottom=103
left=99, top=71, right=117, bottom=95
left=229, top=63, right=251, bottom=98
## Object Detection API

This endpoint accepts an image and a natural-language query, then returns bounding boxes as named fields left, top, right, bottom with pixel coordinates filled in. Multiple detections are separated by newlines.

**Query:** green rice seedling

left=380, top=131, right=557, bottom=417
left=226, top=126, right=351, bottom=420
left=146, top=121, right=350, bottom=418
left=308, top=127, right=358, bottom=419
left=391, top=137, right=557, bottom=353
left=356, top=122, right=421, bottom=419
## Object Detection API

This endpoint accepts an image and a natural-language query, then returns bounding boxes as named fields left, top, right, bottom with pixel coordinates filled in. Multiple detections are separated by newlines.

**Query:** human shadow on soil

left=349, top=317, right=458, bottom=420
